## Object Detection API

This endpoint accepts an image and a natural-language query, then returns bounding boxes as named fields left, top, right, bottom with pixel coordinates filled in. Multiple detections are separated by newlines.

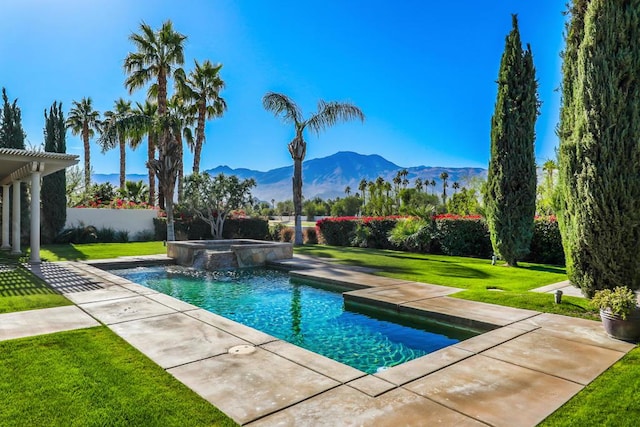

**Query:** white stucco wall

left=65, top=208, right=158, bottom=240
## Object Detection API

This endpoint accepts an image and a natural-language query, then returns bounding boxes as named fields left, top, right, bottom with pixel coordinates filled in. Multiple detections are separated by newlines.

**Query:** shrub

left=433, top=218, right=492, bottom=258
left=280, top=227, right=294, bottom=243
left=269, top=223, right=288, bottom=241
left=304, top=228, right=319, bottom=244
left=54, top=225, right=98, bottom=244
left=316, top=217, right=358, bottom=246
left=134, top=229, right=156, bottom=242
left=222, top=217, right=269, bottom=240
left=154, top=215, right=268, bottom=241
left=363, top=218, right=399, bottom=249
left=96, top=227, right=117, bottom=243
left=389, top=218, right=432, bottom=252
left=527, top=217, right=564, bottom=265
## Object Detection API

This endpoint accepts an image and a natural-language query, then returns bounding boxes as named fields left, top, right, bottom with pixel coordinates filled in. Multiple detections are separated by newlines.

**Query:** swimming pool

left=111, top=266, right=482, bottom=374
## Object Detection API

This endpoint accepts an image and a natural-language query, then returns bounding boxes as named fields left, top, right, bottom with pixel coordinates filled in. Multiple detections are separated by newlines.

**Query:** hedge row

left=154, top=217, right=269, bottom=241
left=316, top=216, right=564, bottom=265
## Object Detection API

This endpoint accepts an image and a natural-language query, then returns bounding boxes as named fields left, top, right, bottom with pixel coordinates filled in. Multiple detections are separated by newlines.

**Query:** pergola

left=0, top=148, right=79, bottom=263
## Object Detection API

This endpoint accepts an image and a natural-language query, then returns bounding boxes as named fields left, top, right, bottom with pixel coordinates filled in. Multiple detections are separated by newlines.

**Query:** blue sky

left=2, top=0, right=566, bottom=175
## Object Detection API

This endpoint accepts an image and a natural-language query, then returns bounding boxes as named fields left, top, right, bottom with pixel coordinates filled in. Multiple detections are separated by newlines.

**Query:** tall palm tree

left=262, top=92, right=364, bottom=244
left=178, top=59, right=227, bottom=174
left=66, top=97, right=100, bottom=190
left=430, top=179, right=437, bottom=195
left=452, top=181, right=460, bottom=194
left=100, top=98, right=133, bottom=190
left=167, top=94, right=194, bottom=201
left=358, top=178, right=368, bottom=212
left=124, top=20, right=186, bottom=241
left=135, top=100, right=158, bottom=206
left=344, top=186, right=351, bottom=196
left=414, top=177, right=423, bottom=192
left=440, top=172, right=449, bottom=205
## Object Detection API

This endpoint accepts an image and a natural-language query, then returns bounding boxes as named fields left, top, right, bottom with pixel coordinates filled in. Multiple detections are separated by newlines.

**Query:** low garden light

left=554, top=289, right=563, bottom=304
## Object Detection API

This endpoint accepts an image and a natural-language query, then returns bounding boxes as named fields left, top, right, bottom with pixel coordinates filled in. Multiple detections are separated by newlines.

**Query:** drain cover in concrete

left=229, top=345, right=256, bottom=355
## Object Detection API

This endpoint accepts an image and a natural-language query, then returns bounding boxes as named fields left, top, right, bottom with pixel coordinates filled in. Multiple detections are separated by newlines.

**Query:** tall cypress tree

left=485, top=15, right=539, bottom=267
left=557, top=0, right=640, bottom=297
left=0, top=88, right=30, bottom=243
left=42, top=102, right=67, bottom=243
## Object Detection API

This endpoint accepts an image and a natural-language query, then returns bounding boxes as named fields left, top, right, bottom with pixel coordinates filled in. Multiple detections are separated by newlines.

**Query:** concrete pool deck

left=2, top=256, right=636, bottom=426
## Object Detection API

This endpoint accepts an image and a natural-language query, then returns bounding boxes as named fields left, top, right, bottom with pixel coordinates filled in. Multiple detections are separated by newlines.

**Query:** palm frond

left=262, top=92, right=302, bottom=124
left=306, top=100, right=365, bottom=135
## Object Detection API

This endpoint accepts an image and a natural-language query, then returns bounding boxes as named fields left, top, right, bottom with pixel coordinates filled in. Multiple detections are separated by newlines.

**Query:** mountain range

left=93, top=151, right=487, bottom=202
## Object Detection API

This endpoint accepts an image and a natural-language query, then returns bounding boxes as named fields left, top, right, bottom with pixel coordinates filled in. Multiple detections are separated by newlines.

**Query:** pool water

left=111, top=266, right=481, bottom=374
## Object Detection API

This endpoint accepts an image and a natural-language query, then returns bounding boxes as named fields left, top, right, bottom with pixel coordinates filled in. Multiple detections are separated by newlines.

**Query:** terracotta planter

left=600, top=307, right=640, bottom=342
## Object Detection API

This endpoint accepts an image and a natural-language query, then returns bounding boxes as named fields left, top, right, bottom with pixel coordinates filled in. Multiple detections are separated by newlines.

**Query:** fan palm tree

left=440, top=172, right=449, bottom=205
left=134, top=100, right=158, bottom=206
left=66, top=97, right=101, bottom=189
left=430, top=179, right=437, bottom=195
left=414, top=177, right=423, bottom=192
left=167, top=94, right=194, bottom=201
left=452, top=181, right=460, bottom=194
left=178, top=59, right=226, bottom=174
left=124, top=20, right=186, bottom=241
left=100, top=98, right=133, bottom=190
left=262, top=92, right=364, bottom=244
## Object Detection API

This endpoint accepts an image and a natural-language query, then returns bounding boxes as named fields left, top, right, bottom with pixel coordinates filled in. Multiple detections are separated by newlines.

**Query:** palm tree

left=414, top=177, right=423, bottom=192
left=100, top=98, right=133, bottom=190
left=440, top=172, right=449, bottom=205
left=167, top=93, right=194, bottom=201
left=344, top=186, right=351, bottom=196
left=66, top=97, right=101, bottom=189
left=452, top=181, right=460, bottom=194
left=262, top=92, right=364, bottom=244
left=134, top=100, right=158, bottom=206
left=358, top=178, right=368, bottom=211
left=178, top=59, right=227, bottom=174
left=124, top=20, right=186, bottom=241
left=430, top=179, right=437, bottom=195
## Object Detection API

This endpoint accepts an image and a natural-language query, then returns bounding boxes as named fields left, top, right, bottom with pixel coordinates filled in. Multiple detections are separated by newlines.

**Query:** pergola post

left=1, top=184, right=9, bottom=250
left=29, top=163, right=42, bottom=263
left=11, top=180, right=20, bottom=254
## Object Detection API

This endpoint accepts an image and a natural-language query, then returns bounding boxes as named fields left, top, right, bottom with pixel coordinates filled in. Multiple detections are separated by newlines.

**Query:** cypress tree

left=0, top=88, right=30, bottom=243
left=42, top=102, right=67, bottom=243
left=557, top=0, right=640, bottom=296
left=485, top=15, right=539, bottom=267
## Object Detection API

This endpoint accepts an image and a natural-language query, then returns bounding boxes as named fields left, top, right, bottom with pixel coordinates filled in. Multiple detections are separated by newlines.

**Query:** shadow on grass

left=522, top=264, right=567, bottom=275
left=40, top=244, right=88, bottom=261
left=0, top=264, right=58, bottom=297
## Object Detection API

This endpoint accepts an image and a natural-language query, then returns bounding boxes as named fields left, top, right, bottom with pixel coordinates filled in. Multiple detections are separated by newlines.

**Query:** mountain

left=92, top=151, right=487, bottom=202
left=206, top=151, right=487, bottom=202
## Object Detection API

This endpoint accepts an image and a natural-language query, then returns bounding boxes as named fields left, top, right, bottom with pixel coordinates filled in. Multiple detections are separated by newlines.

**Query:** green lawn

left=38, top=241, right=167, bottom=261
left=0, top=327, right=236, bottom=426
left=0, top=262, right=71, bottom=313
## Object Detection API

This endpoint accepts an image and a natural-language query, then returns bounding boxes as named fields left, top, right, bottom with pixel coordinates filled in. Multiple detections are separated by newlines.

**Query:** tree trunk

left=83, top=129, right=91, bottom=190
left=177, top=134, right=184, bottom=202
left=119, top=136, right=126, bottom=191
left=292, top=157, right=303, bottom=245
left=166, top=199, right=175, bottom=241
left=193, top=102, right=206, bottom=174
left=147, top=135, right=156, bottom=206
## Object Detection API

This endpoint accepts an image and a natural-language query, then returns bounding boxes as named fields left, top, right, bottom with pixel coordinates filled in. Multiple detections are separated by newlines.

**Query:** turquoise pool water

left=111, top=266, right=481, bottom=374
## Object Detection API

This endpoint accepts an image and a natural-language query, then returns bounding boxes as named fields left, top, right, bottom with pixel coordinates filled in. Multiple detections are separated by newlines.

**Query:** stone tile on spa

left=406, top=355, right=583, bottom=427
left=262, top=340, right=365, bottom=383
left=79, top=295, right=176, bottom=324
left=375, top=346, right=473, bottom=386
left=248, top=385, right=485, bottom=427
left=186, top=309, right=276, bottom=345
left=347, top=375, right=395, bottom=397
left=518, top=312, right=636, bottom=352
left=404, top=296, right=539, bottom=326
left=168, top=347, right=340, bottom=425
left=62, top=283, right=139, bottom=304
left=0, top=306, right=100, bottom=341
left=109, top=312, right=249, bottom=368
left=482, top=330, right=627, bottom=385
left=146, top=292, right=198, bottom=312
left=453, top=326, right=530, bottom=354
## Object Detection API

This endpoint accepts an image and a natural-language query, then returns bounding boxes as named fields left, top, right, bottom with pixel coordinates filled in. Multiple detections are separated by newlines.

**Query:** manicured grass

left=295, top=245, right=567, bottom=291
left=38, top=241, right=167, bottom=261
left=0, top=327, right=237, bottom=426
left=0, top=262, right=71, bottom=313
left=453, top=290, right=598, bottom=320
left=540, top=346, right=640, bottom=426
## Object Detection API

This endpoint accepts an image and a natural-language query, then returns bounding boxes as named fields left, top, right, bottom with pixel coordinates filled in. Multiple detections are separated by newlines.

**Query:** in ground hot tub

left=167, top=239, right=293, bottom=269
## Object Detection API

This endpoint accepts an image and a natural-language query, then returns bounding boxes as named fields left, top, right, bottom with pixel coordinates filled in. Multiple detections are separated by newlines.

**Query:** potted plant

left=591, top=286, right=640, bottom=342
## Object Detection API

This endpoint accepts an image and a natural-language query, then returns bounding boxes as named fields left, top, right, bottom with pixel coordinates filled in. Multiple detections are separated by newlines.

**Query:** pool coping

left=25, top=256, right=638, bottom=426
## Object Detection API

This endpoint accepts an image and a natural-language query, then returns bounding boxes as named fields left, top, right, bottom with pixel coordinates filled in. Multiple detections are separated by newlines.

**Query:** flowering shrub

left=75, top=198, right=156, bottom=210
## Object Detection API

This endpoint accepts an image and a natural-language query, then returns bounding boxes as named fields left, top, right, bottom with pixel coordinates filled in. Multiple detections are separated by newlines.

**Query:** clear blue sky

left=1, top=0, right=566, bottom=175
